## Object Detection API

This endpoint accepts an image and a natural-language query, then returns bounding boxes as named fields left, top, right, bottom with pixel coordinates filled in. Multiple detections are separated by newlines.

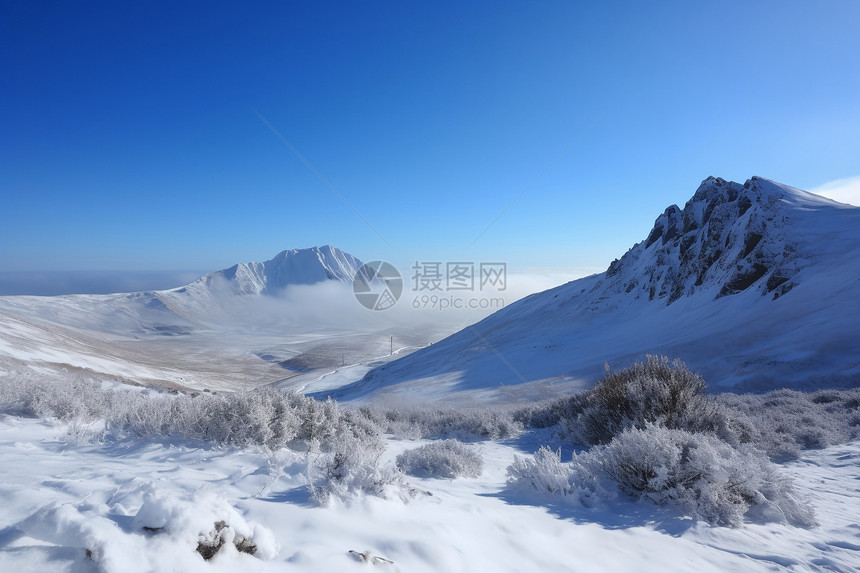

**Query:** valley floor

left=0, top=417, right=858, bottom=572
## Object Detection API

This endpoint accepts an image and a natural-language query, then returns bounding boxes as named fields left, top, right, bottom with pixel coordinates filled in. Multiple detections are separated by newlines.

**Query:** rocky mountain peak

left=604, top=176, right=803, bottom=305
left=188, top=246, right=364, bottom=296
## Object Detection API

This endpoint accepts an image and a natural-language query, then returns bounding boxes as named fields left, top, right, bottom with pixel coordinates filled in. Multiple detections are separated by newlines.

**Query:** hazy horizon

left=0, top=260, right=598, bottom=297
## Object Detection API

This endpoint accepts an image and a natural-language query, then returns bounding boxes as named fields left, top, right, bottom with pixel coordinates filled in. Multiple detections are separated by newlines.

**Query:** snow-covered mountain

left=600, top=176, right=808, bottom=304
left=328, top=177, right=860, bottom=403
left=0, top=246, right=366, bottom=335
left=181, top=245, right=363, bottom=296
left=0, top=246, right=372, bottom=389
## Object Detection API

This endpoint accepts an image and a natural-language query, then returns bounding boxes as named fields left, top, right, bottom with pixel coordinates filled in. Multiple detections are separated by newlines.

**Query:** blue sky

left=2, top=1, right=859, bottom=287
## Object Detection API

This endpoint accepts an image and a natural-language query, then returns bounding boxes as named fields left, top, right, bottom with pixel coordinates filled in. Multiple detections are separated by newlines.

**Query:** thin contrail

left=468, top=112, right=604, bottom=249
left=252, top=107, right=393, bottom=249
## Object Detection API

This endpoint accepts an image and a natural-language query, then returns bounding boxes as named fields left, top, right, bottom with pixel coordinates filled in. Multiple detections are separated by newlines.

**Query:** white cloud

left=809, top=176, right=860, bottom=206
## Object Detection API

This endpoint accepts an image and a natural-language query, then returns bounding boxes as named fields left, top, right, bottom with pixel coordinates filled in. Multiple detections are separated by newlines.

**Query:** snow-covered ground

left=0, top=282, right=450, bottom=393
left=0, top=416, right=857, bottom=573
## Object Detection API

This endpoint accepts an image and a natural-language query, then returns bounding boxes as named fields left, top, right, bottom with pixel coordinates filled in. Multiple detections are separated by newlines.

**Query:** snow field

left=1, top=417, right=858, bottom=572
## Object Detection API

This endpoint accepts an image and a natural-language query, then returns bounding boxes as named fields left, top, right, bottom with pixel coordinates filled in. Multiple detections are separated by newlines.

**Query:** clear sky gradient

left=2, top=1, right=859, bottom=283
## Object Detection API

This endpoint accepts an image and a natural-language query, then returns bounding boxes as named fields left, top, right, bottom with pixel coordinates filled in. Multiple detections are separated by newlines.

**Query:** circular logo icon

left=353, top=261, right=403, bottom=311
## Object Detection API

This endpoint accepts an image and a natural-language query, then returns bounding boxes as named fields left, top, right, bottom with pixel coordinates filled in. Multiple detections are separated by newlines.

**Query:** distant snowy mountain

left=0, top=245, right=371, bottom=389
left=329, top=177, right=860, bottom=402
left=181, top=245, right=363, bottom=296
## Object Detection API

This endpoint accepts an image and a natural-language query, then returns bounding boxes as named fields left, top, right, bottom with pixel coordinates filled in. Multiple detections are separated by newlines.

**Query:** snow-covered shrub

left=106, top=391, right=189, bottom=439
left=506, top=427, right=816, bottom=527
left=506, top=446, right=601, bottom=507
left=106, top=388, right=385, bottom=455
left=513, top=365, right=859, bottom=461
left=577, top=356, right=730, bottom=445
left=191, top=390, right=281, bottom=447
left=587, top=426, right=816, bottom=526
left=361, top=405, right=523, bottom=441
left=427, top=407, right=522, bottom=440
left=513, top=392, right=590, bottom=429
left=309, top=425, right=410, bottom=505
left=396, top=440, right=483, bottom=479
left=0, top=369, right=116, bottom=422
left=385, top=417, right=424, bottom=440
left=717, top=388, right=860, bottom=461
left=0, top=371, right=394, bottom=460
left=179, top=388, right=311, bottom=449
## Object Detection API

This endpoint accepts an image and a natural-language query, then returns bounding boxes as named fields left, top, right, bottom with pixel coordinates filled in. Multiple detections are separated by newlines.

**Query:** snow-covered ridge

left=338, top=176, right=860, bottom=400
left=601, top=176, right=849, bottom=306
left=185, top=245, right=363, bottom=296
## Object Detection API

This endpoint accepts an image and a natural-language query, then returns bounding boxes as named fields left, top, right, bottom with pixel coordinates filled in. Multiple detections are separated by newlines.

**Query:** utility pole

left=390, top=335, right=393, bottom=356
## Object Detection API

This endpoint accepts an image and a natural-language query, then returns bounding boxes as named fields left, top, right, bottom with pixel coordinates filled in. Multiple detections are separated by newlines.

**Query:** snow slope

left=335, top=177, right=860, bottom=403
left=0, top=417, right=858, bottom=572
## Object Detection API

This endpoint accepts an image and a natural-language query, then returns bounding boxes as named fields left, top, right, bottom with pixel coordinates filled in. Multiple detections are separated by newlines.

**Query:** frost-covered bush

left=0, top=369, right=117, bottom=422
left=309, top=427, right=410, bottom=505
left=717, top=388, right=860, bottom=461
left=515, top=359, right=860, bottom=460
left=507, top=427, right=816, bottom=527
left=506, top=446, right=601, bottom=507
left=0, top=370, right=390, bottom=457
left=106, top=388, right=308, bottom=449
left=513, top=392, right=590, bottom=430
left=396, top=440, right=483, bottom=479
left=587, top=426, right=816, bottom=527
left=361, top=405, right=523, bottom=441
left=104, top=388, right=386, bottom=457
left=576, top=356, right=732, bottom=445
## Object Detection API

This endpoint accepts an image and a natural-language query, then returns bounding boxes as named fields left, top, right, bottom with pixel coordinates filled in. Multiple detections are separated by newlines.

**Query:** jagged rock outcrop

left=603, top=176, right=802, bottom=304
